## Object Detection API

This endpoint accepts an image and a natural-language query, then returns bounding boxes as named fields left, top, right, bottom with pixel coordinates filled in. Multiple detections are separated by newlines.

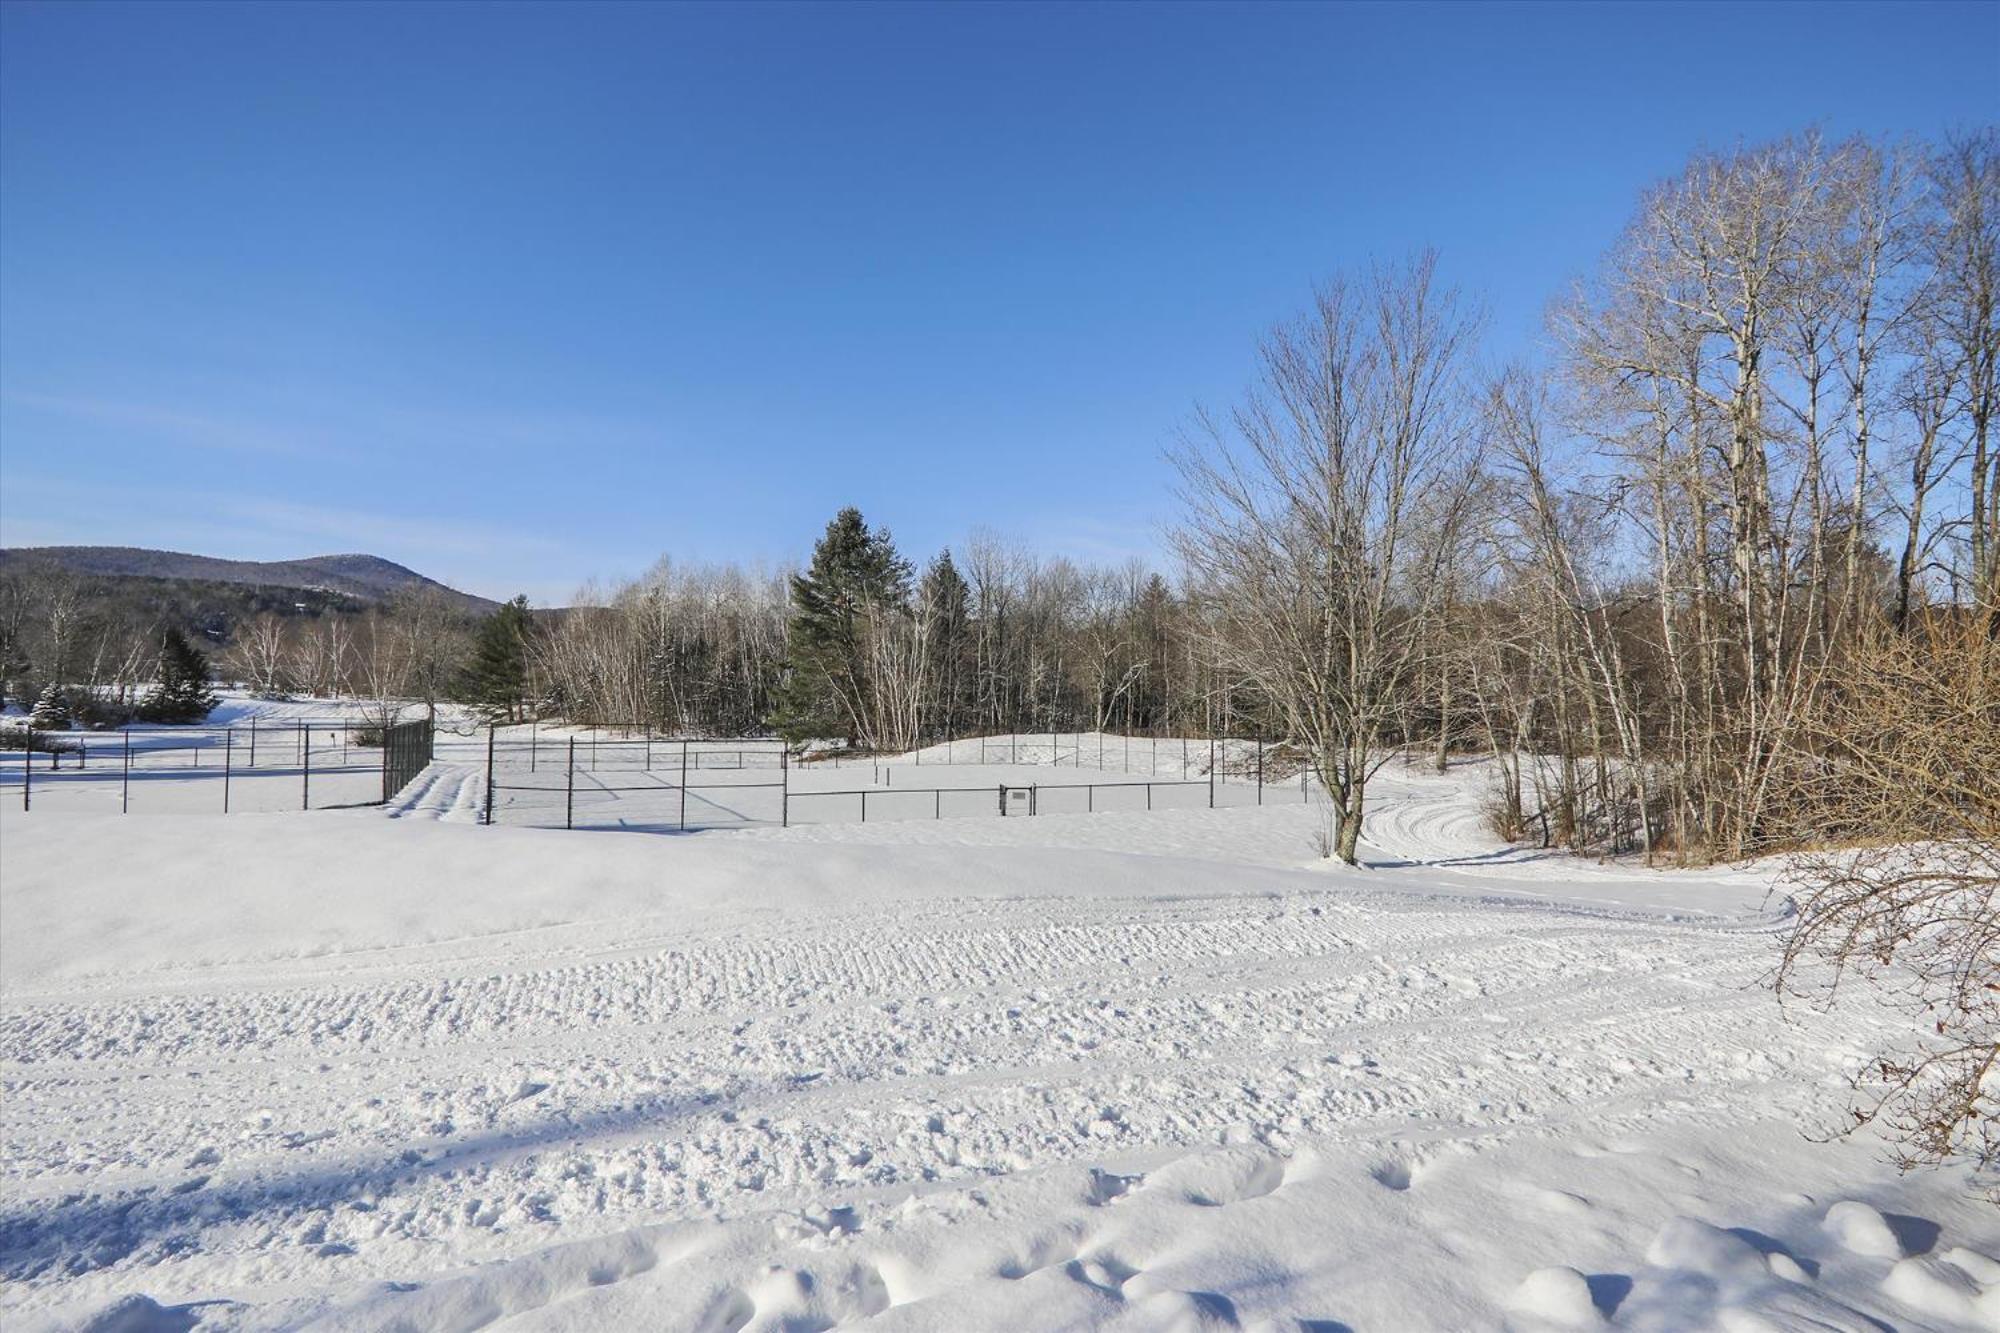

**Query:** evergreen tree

left=772, top=507, right=911, bottom=744
left=28, top=682, right=72, bottom=730
left=920, top=550, right=973, bottom=738
left=1131, top=572, right=1176, bottom=730
left=137, top=627, right=219, bottom=723
left=459, top=596, right=533, bottom=720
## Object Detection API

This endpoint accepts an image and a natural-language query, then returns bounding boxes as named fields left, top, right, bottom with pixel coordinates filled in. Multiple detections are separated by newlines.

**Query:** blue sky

left=2, top=1, right=1994, bottom=603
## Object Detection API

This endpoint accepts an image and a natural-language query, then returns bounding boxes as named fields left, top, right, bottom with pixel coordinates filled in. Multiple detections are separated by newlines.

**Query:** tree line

left=531, top=523, right=1243, bottom=750
left=1166, top=127, right=1994, bottom=1179
left=0, top=571, right=476, bottom=728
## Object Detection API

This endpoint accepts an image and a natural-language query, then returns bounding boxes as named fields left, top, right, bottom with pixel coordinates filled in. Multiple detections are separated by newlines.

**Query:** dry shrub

left=1774, top=614, right=1998, bottom=1184
left=1482, top=781, right=1528, bottom=843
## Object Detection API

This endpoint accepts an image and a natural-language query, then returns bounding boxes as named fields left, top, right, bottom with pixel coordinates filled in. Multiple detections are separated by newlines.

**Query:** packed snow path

left=1, top=762, right=1993, bottom=1330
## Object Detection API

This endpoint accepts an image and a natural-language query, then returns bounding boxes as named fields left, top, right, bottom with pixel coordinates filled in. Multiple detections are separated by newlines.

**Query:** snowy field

left=2, top=742, right=1996, bottom=1331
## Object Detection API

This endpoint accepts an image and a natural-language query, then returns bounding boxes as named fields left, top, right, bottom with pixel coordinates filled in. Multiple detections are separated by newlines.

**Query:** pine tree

left=920, top=550, right=973, bottom=738
left=772, top=507, right=911, bottom=744
left=137, top=627, right=220, bottom=724
left=459, top=596, right=533, bottom=720
left=28, top=682, right=72, bottom=730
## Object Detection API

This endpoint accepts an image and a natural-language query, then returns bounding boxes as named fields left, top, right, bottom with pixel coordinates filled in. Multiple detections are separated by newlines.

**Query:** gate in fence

left=381, top=719, right=434, bottom=800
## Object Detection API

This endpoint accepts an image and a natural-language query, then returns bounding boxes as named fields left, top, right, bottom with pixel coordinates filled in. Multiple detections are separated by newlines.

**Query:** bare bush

left=1773, top=616, right=1998, bottom=1182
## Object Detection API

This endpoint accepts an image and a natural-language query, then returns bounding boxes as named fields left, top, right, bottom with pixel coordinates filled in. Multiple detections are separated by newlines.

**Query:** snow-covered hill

left=0, top=546, right=496, bottom=613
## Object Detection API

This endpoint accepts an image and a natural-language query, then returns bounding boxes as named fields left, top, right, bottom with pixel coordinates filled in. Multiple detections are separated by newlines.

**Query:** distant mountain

left=0, top=546, right=498, bottom=613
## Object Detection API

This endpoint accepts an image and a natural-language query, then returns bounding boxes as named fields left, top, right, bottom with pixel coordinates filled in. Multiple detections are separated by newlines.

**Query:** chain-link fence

left=2, top=718, right=432, bottom=815
left=472, top=724, right=1311, bottom=833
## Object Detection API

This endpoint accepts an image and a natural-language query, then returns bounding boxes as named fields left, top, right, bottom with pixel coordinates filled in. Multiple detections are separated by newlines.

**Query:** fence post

left=21, top=724, right=30, bottom=811
left=566, top=736, right=576, bottom=830
left=1147, top=782, right=1153, bottom=811
left=1209, top=736, right=1216, bottom=809
left=1257, top=737, right=1264, bottom=805
left=224, top=728, right=232, bottom=813
left=935, top=788, right=941, bottom=819
left=249, top=716, right=256, bottom=768
left=679, top=740, right=688, bottom=830
left=781, top=745, right=789, bottom=827
left=484, top=724, right=497, bottom=825
left=591, top=727, right=598, bottom=771
left=861, top=789, right=867, bottom=823
left=532, top=719, right=539, bottom=773
left=301, top=721, right=311, bottom=810
left=380, top=721, right=392, bottom=802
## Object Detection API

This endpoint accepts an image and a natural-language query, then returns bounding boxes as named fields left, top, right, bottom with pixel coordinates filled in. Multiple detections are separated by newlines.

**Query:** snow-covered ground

left=1, top=749, right=1994, bottom=1331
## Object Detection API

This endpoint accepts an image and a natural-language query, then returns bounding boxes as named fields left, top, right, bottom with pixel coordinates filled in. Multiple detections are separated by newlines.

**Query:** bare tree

left=391, top=587, right=467, bottom=724
left=1171, top=253, right=1482, bottom=862
left=291, top=616, right=353, bottom=699
left=1489, top=369, right=1656, bottom=858
left=225, top=614, right=291, bottom=697
left=1923, top=130, right=2000, bottom=632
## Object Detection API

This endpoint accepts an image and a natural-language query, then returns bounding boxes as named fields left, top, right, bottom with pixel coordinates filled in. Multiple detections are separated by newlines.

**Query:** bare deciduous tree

left=224, top=614, right=291, bottom=697
left=1171, top=252, right=1482, bottom=862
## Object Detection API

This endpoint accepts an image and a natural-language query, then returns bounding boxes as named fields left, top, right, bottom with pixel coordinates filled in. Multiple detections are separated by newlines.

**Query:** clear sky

left=2, top=0, right=1995, bottom=602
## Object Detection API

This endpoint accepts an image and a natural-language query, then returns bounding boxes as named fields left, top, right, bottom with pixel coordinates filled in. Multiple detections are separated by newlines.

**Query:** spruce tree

left=28, top=683, right=72, bottom=730
left=772, top=507, right=911, bottom=744
left=138, top=627, right=220, bottom=724
left=460, top=596, right=533, bottom=720
left=920, top=550, right=973, bottom=738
